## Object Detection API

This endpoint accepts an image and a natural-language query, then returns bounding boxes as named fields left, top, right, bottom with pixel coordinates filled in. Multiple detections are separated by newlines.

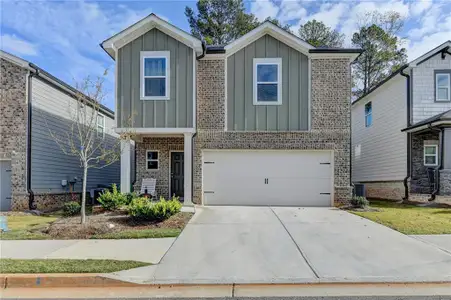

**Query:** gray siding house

left=102, top=14, right=360, bottom=206
left=351, top=41, right=451, bottom=202
left=0, top=51, right=120, bottom=211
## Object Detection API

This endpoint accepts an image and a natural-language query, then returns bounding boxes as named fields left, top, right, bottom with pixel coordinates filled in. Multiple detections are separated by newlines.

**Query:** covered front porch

left=119, top=129, right=194, bottom=206
left=403, top=110, right=451, bottom=201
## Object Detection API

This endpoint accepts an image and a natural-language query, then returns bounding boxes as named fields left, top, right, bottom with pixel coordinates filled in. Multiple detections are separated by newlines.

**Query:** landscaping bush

left=350, top=196, right=369, bottom=208
left=97, top=184, right=128, bottom=211
left=63, top=201, right=81, bottom=217
left=128, top=196, right=182, bottom=221
left=125, top=192, right=138, bottom=205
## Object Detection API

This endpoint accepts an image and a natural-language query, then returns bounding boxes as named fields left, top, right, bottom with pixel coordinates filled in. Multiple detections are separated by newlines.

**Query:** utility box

left=354, top=183, right=365, bottom=197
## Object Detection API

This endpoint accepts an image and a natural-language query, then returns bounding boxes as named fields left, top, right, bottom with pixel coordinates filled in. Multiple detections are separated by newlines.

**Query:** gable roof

left=224, top=21, right=315, bottom=57
left=0, top=50, right=114, bottom=118
left=402, top=109, right=451, bottom=132
left=352, top=40, right=451, bottom=106
left=101, top=13, right=203, bottom=59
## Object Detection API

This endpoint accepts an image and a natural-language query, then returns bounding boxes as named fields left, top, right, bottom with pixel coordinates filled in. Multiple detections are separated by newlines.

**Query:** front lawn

left=0, top=211, right=192, bottom=240
left=350, top=200, right=451, bottom=235
left=0, top=259, right=150, bottom=273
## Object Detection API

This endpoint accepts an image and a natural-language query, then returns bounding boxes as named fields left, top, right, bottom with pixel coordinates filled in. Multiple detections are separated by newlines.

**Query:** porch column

left=443, top=128, right=451, bottom=169
left=120, top=139, right=131, bottom=194
left=184, top=132, right=193, bottom=206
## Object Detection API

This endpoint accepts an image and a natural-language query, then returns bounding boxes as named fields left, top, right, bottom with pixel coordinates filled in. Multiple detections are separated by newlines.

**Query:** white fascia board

left=404, top=121, right=451, bottom=133
left=310, top=53, right=361, bottom=61
left=102, top=14, right=203, bottom=59
left=115, top=127, right=196, bottom=135
left=0, top=50, right=31, bottom=69
left=225, top=22, right=314, bottom=57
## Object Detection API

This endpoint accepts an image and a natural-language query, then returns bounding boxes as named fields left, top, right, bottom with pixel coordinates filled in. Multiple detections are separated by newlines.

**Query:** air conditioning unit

left=354, top=183, right=365, bottom=197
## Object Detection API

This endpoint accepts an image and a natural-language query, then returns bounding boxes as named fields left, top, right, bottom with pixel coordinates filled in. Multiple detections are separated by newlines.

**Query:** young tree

left=298, top=20, right=345, bottom=47
left=263, top=17, right=292, bottom=33
left=352, top=11, right=407, bottom=97
left=47, top=71, right=132, bottom=224
left=185, top=0, right=259, bottom=45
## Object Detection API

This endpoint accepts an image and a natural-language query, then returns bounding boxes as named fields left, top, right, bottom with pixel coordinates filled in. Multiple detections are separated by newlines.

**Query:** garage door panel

left=202, top=150, right=333, bottom=207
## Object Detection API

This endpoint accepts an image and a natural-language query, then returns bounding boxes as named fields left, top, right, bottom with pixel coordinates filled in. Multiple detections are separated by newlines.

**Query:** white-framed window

left=424, top=145, right=438, bottom=166
left=253, top=58, right=282, bottom=105
left=146, top=150, right=159, bottom=170
left=436, top=73, right=450, bottom=101
left=364, top=101, right=372, bottom=127
left=96, top=113, right=105, bottom=137
left=140, top=51, right=170, bottom=100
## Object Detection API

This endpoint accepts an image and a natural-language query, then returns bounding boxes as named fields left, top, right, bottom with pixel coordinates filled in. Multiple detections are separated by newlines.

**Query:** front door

left=0, top=160, right=12, bottom=211
left=170, top=152, right=184, bottom=198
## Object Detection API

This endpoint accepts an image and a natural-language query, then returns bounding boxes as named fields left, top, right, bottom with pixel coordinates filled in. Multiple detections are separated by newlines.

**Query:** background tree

left=352, top=11, right=407, bottom=97
left=185, top=0, right=259, bottom=45
left=47, top=71, right=132, bottom=224
left=263, top=17, right=292, bottom=33
left=298, top=20, right=345, bottom=47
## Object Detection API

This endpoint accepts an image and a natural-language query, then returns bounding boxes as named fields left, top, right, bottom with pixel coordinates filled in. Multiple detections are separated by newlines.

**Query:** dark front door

left=170, top=152, right=184, bottom=198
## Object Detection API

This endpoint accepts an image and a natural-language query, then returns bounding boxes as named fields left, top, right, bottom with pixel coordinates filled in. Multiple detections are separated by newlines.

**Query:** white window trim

left=436, top=73, right=451, bottom=102
left=140, top=51, right=170, bottom=100
left=364, top=101, right=372, bottom=127
left=146, top=150, right=160, bottom=171
left=97, top=113, right=105, bottom=138
left=424, top=145, right=438, bottom=166
left=253, top=58, right=282, bottom=105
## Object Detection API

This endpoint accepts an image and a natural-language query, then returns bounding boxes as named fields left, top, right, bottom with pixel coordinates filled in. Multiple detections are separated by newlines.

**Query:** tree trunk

left=81, top=162, right=88, bottom=224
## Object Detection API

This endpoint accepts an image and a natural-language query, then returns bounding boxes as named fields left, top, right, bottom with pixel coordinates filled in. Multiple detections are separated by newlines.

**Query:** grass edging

left=0, top=259, right=151, bottom=274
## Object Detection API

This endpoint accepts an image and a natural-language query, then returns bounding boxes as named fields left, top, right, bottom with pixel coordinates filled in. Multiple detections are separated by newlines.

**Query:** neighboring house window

left=253, top=58, right=282, bottom=105
left=146, top=150, right=159, bottom=170
left=424, top=145, right=438, bottom=166
left=364, top=102, right=372, bottom=127
left=436, top=72, right=450, bottom=101
left=97, top=114, right=105, bottom=137
left=141, top=51, right=170, bottom=100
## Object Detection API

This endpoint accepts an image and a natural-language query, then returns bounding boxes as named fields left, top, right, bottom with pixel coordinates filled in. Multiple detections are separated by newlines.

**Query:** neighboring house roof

left=100, top=13, right=203, bottom=59
left=0, top=50, right=114, bottom=118
left=402, top=109, right=451, bottom=132
left=352, top=40, right=451, bottom=106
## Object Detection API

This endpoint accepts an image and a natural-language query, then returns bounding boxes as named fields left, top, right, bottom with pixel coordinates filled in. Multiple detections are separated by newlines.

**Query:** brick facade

left=439, top=169, right=451, bottom=196
left=362, top=181, right=405, bottom=201
left=0, top=58, right=29, bottom=210
left=410, top=132, right=440, bottom=194
left=192, top=58, right=352, bottom=205
left=134, top=137, right=184, bottom=199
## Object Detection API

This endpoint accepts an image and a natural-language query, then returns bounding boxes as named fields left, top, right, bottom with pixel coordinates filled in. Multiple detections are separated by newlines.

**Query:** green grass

left=92, top=228, right=181, bottom=239
left=350, top=200, right=451, bottom=235
left=1, top=214, right=59, bottom=240
left=0, top=259, right=150, bottom=273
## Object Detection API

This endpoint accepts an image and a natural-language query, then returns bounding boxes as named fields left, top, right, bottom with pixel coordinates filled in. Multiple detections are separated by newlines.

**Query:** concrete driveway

left=112, top=206, right=451, bottom=284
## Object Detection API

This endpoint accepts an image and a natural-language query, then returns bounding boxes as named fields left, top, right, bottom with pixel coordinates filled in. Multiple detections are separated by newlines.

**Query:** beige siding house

left=101, top=14, right=361, bottom=207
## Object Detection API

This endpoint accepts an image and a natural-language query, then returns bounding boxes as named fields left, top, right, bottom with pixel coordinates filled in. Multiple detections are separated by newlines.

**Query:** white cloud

left=410, top=1, right=433, bottom=16
left=278, top=0, right=307, bottom=23
left=302, top=3, right=349, bottom=30
left=0, top=34, right=38, bottom=55
left=408, top=4, right=444, bottom=40
left=250, top=0, right=279, bottom=21
left=407, top=31, right=451, bottom=61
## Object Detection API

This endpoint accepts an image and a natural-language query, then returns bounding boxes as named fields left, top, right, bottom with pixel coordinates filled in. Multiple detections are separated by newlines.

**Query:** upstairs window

left=436, top=72, right=450, bottom=102
left=253, top=58, right=282, bottom=105
left=364, top=102, right=372, bottom=127
left=141, top=51, right=170, bottom=100
left=424, top=144, right=438, bottom=166
left=96, top=113, right=105, bottom=137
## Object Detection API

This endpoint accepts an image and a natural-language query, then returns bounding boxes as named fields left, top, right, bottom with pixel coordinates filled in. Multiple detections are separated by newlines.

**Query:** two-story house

left=352, top=41, right=451, bottom=202
left=0, top=50, right=120, bottom=211
left=101, top=14, right=360, bottom=206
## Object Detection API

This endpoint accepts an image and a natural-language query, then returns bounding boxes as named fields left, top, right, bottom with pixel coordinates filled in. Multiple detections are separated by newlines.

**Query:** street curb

left=2, top=274, right=451, bottom=289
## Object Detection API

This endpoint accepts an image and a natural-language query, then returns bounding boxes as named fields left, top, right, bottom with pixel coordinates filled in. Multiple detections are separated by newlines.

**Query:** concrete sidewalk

left=0, top=238, right=175, bottom=263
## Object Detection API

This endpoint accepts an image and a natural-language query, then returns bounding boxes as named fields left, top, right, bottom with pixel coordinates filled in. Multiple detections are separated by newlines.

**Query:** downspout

left=196, top=41, right=206, bottom=60
left=27, top=65, right=38, bottom=210
left=400, top=67, right=411, bottom=201
left=429, top=125, right=443, bottom=201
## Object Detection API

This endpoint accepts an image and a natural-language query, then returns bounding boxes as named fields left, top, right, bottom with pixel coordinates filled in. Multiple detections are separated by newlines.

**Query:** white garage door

left=202, top=150, right=333, bottom=206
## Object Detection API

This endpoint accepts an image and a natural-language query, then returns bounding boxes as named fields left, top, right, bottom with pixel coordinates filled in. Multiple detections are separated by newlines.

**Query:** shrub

left=350, top=196, right=369, bottom=208
left=97, top=184, right=128, bottom=211
left=125, top=192, right=138, bottom=205
left=128, top=196, right=182, bottom=221
left=63, top=201, right=81, bottom=217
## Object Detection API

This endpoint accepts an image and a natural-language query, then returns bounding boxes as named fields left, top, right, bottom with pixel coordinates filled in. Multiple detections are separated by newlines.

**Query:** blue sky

left=2, top=0, right=451, bottom=110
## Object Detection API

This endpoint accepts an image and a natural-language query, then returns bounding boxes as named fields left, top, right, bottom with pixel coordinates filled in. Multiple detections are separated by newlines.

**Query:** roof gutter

left=400, top=68, right=411, bottom=202
left=196, top=41, right=207, bottom=60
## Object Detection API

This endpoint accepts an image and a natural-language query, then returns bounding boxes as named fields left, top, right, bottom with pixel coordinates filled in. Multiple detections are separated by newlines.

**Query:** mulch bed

left=41, top=211, right=193, bottom=239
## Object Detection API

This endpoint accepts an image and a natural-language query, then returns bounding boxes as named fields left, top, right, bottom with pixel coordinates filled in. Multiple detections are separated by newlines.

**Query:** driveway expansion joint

left=409, top=235, right=451, bottom=256
left=269, top=206, right=321, bottom=279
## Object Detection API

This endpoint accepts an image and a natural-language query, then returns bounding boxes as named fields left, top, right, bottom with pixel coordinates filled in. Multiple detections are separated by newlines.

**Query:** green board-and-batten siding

left=227, top=34, right=309, bottom=131
left=117, top=28, right=194, bottom=128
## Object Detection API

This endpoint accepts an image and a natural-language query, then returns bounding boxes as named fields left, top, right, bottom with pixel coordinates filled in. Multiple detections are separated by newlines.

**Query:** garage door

left=202, top=150, right=333, bottom=206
